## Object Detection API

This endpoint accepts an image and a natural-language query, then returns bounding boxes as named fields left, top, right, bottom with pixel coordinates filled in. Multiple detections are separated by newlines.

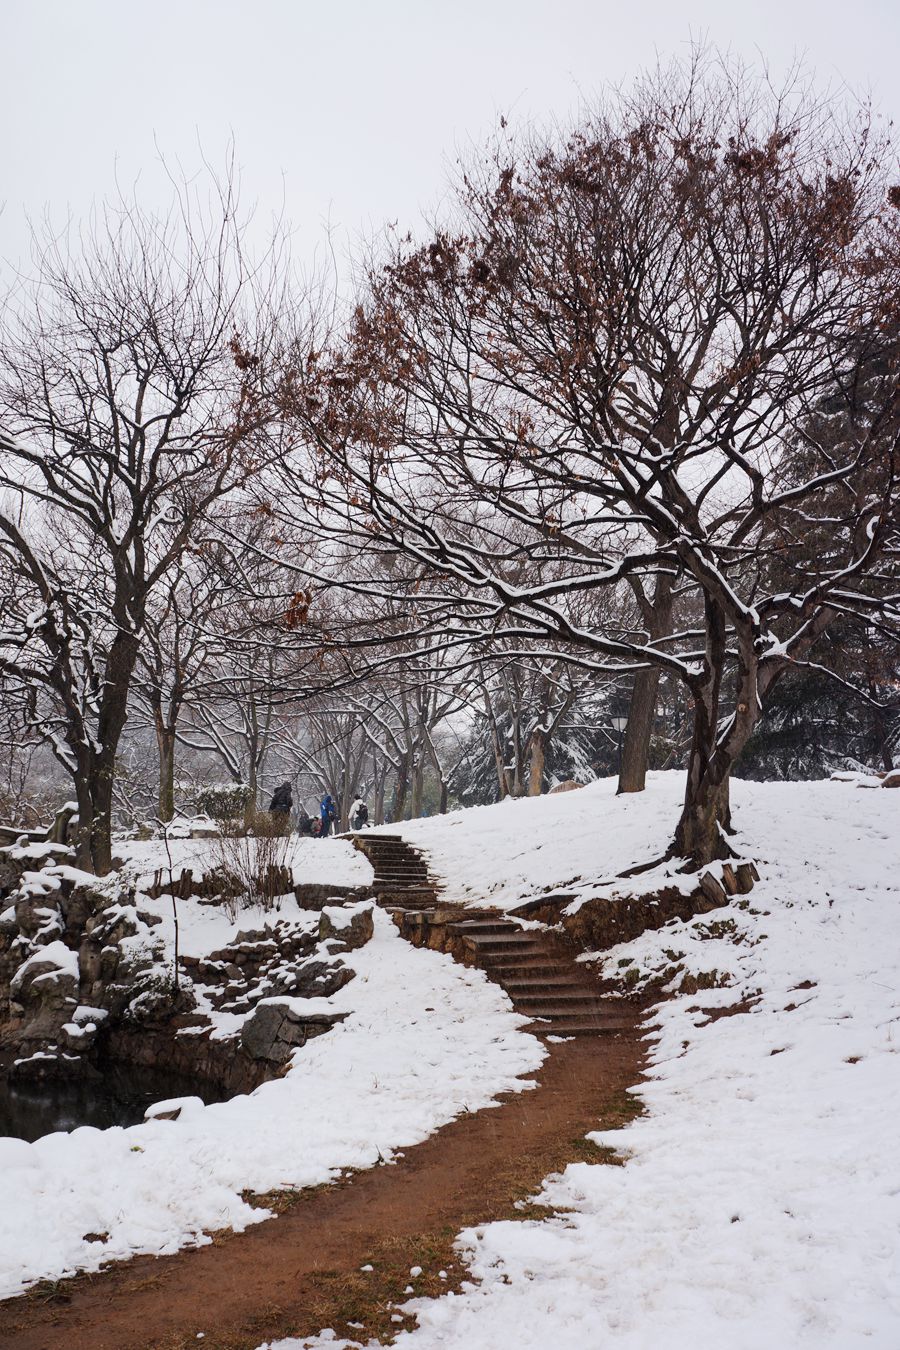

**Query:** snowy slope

left=0, top=910, right=543, bottom=1297
left=117, top=834, right=374, bottom=891
left=372, top=773, right=685, bottom=908
left=266, top=776, right=900, bottom=1350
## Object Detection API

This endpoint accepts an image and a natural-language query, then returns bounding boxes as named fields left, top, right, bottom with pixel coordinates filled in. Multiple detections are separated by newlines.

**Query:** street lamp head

left=611, top=716, right=628, bottom=732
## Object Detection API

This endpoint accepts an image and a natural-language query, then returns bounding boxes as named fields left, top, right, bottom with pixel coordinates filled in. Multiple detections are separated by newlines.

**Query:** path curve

left=0, top=1026, right=643, bottom=1350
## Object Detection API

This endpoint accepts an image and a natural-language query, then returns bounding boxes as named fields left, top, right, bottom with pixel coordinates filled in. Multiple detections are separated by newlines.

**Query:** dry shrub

left=210, top=812, right=293, bottom=919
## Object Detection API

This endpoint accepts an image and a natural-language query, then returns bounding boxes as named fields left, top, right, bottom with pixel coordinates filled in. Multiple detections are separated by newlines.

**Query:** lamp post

left=611, top=715, right=628, bottom=781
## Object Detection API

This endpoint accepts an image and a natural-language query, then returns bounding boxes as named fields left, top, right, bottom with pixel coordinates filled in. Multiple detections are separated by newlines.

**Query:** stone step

left=489, top=960, right=572, bottom=978
left=368, top=857, right=429, bottom=867
left=463, top=932, right=541, bottom=949
left=470, top=946, right=546, bottom=962
left=500, top=975, right=586, bottom=993
left=366, top=839, right=421, bottom=846
left=377, top=895, right=438, bottom=908
left=375, top=882, right=433, bottom=892
left=372, top=874, right=431, bottom=885
left=448, top=920, right=512, bottom=936
left=369, top=857, right=425, bottom=867
left=365, top=849, right=424, bottom=861
left=530, top=1017, right=634, bottom=1036
left=515, top=990, right=609, bottom=1009
left=476, top=949, right=559, bottom=968
left=363, top=848, right=430, bottom=865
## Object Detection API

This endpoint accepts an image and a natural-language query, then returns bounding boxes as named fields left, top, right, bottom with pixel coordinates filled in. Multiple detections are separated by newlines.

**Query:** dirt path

left=0, top=1022, right=643, bottom=1350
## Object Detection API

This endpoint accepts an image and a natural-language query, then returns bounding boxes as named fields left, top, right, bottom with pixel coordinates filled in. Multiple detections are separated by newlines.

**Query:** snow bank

left=376, top=773, right=684, bottom=908
left=116, top=834, right=374, bottom=891
left=0, top=910, right=543, bottom=1296
left=267, top=777, right=900, bottom=1350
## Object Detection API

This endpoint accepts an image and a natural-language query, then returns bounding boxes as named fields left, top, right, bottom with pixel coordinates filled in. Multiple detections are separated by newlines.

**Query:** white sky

left=2, top=0, right=898, bottom=281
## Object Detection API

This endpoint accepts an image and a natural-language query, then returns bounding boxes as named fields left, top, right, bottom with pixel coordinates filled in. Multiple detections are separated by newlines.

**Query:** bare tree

left=283, top=54, right=900, bottom=866
left=0, top=172, right=285, bottom=871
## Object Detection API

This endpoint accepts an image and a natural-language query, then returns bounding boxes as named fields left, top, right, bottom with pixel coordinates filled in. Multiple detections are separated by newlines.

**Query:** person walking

left=319, top=792, right=337, bottom=838
left=349, top=794, right=369, bottom=830
left=268, top=781, right=292, bottom=834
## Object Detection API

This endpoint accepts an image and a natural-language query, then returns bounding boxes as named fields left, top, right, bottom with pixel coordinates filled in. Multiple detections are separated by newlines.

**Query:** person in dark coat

left=268, top=781, right=292, bottom=833
left=297, top=803, right=313, bottom=836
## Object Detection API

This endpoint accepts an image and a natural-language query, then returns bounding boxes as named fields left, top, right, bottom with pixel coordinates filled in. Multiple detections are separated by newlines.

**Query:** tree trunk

left=340, top=746, right=353, bottom=830
left=89, top=755, right=117, bottom=876
left=373, top=752, right=387, bottom=825
left=871, top=687, right=895, bottom=771
left=411, top=751, right=425, bottom=818
left=674, top=749, right=733, bottom=867
left=392, top=753, right=410, bottom=822
left=672, top=601, right=773, bottom=868
left=618, top=574, right=674, bottom=794
left=673, top=595, right=732, bottom=867
left=87, top=630, right=140, bottom=873
left=156, top=724, right=176, bottom=823
left=244, top=733, right=259, bottom=830
left=72, top=774, right=94, bottom=873
left=618, top=666, right=660, bottom=793
left=527, top=730, right=546, bottom=796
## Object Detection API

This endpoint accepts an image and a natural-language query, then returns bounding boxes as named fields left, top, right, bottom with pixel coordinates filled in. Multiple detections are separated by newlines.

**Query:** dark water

left=0, top=1066, right=226, bottom=1142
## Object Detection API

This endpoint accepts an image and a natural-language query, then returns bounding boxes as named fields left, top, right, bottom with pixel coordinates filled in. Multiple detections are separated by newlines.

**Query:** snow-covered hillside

left=269, top=775, right=900, bottom=1349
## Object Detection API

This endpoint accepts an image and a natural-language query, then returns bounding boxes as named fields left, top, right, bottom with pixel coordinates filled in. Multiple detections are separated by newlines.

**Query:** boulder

left=549, top=780, right=585, bottom=794
left=9, top=940, right=79, bottom=1042
left=12, top=898, right=59, bottom=941
left=241, top=999, right=346, bottom=1064
left=882, top=769, right=900, bottom=789
left=318, top=900, right=375, bottom=950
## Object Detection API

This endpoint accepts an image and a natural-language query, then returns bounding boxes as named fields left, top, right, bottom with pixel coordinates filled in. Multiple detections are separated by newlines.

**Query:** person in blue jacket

left=320, top=793, right=337, bottom=838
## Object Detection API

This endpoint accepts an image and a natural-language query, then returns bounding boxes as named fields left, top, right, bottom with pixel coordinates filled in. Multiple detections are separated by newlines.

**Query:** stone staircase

left=445, top=916, right=635, bottom=1037
left=349, top=832, right=442, bottom=909
left=352, top=832, right=635, bottom=1038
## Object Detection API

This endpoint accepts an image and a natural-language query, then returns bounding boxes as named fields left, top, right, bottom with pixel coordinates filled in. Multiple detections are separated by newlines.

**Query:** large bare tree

left=0, top=176, right=285, bottom=871
left=281, top=56, right=900, bottom=866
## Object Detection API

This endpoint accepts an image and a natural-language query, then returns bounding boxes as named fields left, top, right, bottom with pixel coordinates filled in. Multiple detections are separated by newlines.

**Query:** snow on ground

left=136, top=887, right=322, bottom=963
left=116, top=834, right=374, bottom=892
left=265, top=775, right=900, bottom=1350
left=0, top=908, right=543, bottom=1298
left=372, top=774, right=684, bottom=908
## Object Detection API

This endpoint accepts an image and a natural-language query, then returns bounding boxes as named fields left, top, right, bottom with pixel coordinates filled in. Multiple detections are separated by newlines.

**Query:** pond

left=0, top=1065, right=227, bottom=1142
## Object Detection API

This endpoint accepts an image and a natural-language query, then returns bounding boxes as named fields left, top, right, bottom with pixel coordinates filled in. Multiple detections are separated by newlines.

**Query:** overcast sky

left=2, top=0, right=898, bottom=280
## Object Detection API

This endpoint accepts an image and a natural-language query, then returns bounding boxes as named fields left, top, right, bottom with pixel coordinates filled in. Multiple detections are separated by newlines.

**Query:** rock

left=318, top=900, right=375, bottom=950
left=14, top=888, right=63, bottom=940
left=549, top=780, right=584, bottom=794
left=882, top=769, right=900, bottom=789
left=9, top=941, right=79, bottom=1042
left=60, top=884, right=103, bottom=941
left=283, top=958, right=354, bottom=998
left=241, top=1000, right=347, bottom=1063
left=144, top=1095, right=205, bottom=1122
